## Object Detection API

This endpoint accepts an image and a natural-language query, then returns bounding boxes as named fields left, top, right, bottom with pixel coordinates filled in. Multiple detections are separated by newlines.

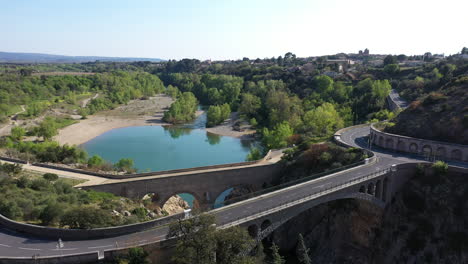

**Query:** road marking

left=0, top=244, right=11, bottom=247
left=51, top=248, right=78, bottom=251
left=88, top=245, right=113, bottom=249
left=19, top=247, right=41, bottom=251
left=139, top=240, right=147, bottom=243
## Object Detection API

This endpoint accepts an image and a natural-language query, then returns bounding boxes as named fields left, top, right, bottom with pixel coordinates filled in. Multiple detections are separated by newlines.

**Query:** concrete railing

left=370, top=124, right=468, bottom=163
left=0, top=150, right=274, bottom=180
left=0, top=211, right=184, bottom=240
left=0, top=252, right=99, bottom=264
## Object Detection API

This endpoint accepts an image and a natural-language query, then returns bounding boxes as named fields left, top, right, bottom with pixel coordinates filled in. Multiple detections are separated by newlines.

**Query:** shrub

left=432, top=161, right=448, bottom=175
left=43, top=173, right=59, bottom=182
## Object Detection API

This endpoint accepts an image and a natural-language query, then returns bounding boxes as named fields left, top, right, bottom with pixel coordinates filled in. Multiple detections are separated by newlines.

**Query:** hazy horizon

left=2, top=0, right=467, bottom=60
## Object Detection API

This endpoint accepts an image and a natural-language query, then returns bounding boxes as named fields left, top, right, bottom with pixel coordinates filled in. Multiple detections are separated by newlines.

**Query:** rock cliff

left=269, top=168, right=468, bottom=263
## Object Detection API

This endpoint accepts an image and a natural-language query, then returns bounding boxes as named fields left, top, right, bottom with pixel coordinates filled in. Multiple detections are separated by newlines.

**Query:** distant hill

left=0, top=51, right=164, bottom=63
left=386, top=73, right=468, bottom=145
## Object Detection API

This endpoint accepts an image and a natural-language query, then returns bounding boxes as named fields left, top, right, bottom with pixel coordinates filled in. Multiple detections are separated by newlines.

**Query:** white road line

left=0, top=244, right=11, bottom=247
left=51, top=248, right=78, bottom=251
left=18, top=247, right=41, bottom=251
left=139, top=240, right=147, bottom=243
left=88, top=245, right=113, bottom=249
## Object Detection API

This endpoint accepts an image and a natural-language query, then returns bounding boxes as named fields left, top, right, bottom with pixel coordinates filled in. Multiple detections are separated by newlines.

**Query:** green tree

left=303, top=103, right=344, bottom=137
left=114, top=158, right=135, bottom=173
left=215, top=227, right=255, bottom=264
left=270, top=243, right=285, bottom=264
left=168, top=214, right=217, bottom=264
left=262, top=122, right=294, bottom=149
left=88, top=155, right=104, bottom=167
left=60, top=206, right=113, bottom=229
left=37, top=117, right=58, bottom=141
left=126, top=247, right=150, bottom=264
left=383, top=55, right=397, bottom=66
left=246, top=147, right=263, bottom=161
left=10, top=126, right=26, bottom=141
left=296, top=234, right=311, bottom=264
left=239, top=93, right=261, bottom=117
left=384, top=64, right=400, bottom=75
left=39, top=202, right=64, bottom=225
left=163, top=92, right=198, bottom=124
left=432, top=161, right=448, bottom=175
left=206, top=104, right=230, bottom=127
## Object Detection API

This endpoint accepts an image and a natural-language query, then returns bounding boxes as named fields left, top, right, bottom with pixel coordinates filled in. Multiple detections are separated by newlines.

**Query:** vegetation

left=168, top=214, right=256, bottom=264
left=206, top=103, right=230, bottom=127
left=0, top=170, right=154, bottom=227
left=296, top=233, right=311, bottom=264
left=163, top=92, right=198, bottom=124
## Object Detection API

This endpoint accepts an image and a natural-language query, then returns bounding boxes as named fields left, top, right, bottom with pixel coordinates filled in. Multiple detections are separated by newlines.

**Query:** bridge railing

left=220, top=167, right=392, bottom=229
left=213, top=158, right=371, bottom=208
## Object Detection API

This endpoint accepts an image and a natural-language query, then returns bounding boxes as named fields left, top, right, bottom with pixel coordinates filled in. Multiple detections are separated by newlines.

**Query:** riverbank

left=205, top=112, right=256, bottom=139
left=56, top=96, right=256, bottom=145
left=55, top=95, right=174, bottom=145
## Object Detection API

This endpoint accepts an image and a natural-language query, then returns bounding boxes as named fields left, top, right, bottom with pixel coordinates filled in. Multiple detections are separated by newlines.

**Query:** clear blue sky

left=1, top=0, right=467, bottom=60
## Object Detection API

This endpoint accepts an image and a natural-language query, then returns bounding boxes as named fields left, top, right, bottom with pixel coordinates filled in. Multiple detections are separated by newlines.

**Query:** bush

left=60, top=206, right=114, bottom=229
left=114, top=158, right=136, bottom=173
left=88, top=155, right=104, bottom=167
left=43, top=173, right=59, bottom=181
left=432, top=161, right=448, bottom=175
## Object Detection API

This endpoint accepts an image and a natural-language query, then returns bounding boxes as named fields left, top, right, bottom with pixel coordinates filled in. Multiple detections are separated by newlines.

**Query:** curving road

left=0, top=124, right=465, bottom=260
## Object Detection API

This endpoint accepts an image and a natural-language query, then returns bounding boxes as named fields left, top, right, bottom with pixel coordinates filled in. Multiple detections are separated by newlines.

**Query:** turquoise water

left=82, top=112, right=252, bottom=207
left=82, top=126, right=253, bottom=172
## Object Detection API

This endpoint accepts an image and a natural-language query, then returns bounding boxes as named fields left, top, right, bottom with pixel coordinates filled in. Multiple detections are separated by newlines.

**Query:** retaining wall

left=370, top=124, right=468, bottom=162
left=0, top=252, right=98, bottom=264
left=0, top=211, right=183, bottom=240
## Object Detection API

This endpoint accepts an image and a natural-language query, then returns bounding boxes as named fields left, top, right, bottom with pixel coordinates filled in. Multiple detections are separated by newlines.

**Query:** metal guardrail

left=220, top=167, right=391, bottom=229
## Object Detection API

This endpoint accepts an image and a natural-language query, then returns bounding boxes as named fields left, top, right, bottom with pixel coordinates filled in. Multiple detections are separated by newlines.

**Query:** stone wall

left=0, top=211, right=183, bottom=240
left=0, top=252, right=98, bottom=264
left=370, top=124, right=468, bottom=162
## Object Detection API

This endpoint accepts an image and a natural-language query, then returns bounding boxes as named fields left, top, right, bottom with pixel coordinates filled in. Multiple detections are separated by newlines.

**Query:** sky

left=1, top=0, right=467, bottom=60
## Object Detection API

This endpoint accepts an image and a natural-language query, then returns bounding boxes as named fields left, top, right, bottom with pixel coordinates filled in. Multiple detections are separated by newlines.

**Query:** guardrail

left=0, top=150, right=276, bottom=180
left=220, top=167, right=392, bottom=229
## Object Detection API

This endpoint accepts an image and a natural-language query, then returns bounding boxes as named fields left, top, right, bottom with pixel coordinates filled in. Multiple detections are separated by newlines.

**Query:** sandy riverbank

left=55, top=96, right=256, bottom=146
left=55, top=95, right=173, bottom=145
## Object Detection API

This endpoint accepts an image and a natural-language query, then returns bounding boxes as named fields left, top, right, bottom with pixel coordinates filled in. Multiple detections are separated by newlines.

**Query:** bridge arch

left=378, top=136, right=384, bottom=147
left=160, top=191, right=202, bottom=212
left=435, top=147, right=446, bottom=160
left=385, top=138, right=394, bottom=150
left=261, top=219, right=272, bottom=231
left=397, top=141, right=406, bottom=152
left=409, top=143, right=418, bottom=153
left=248, top=224, right=259, bottom=238
left=367, top=182, right=375, bottom=195
left=359, top=185, right=366, bottom=193
left=213, top=184, right=254, bottom=209
left=422, top=145, right=432, bottom=156
left=375, top=180, right=382, bottom=199
left=451, top=149, right=462, bottom=161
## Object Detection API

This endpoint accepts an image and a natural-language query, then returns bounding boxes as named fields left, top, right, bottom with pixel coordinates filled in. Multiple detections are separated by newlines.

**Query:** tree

left=461, top=47, right=468, bottom=55
left=296, top=234, right=311, bottom=264
left=383, top=55, right=397, bottom=66
left=60, top=206, right=113, bottom=229
left=168, top=214, right=217, bottom=264
left=88, top=155, right=104, bottom=167
left=206, top=104, right=230, bottom=127
left=0, top=163, right=22, bottom=176
left=262, top=122, right=294, bottom=149
left=239, top=93, right=261, bottom=117
left=384, top=64, right=400, bottom=75
left=39, top=202, right=64, bottom=225
left=10, top=126, right=25, bottom=141
left=270, top=243, right=285, bottom=264
left=37, top=117, right=58, bottom=141
left=43, top=173, right=58, bottom=182
left=313, top=75, right=334, bottom=95
left=126, top=247, right=150, bottom=264
left=303, top=103, right=344, bottom=137
left=168, top=214, right=255, bottom=264
left=246, top=148, right=262, bottom=161
left=114, top=158, right=135, bottom=173
left=163, top=92, right=198, bottom=124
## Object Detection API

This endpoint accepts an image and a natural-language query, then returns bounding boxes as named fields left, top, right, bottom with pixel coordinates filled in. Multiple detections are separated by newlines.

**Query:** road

left=0, top=124, right=465, bottom=259
left=389, top=89, right=409, bottom=109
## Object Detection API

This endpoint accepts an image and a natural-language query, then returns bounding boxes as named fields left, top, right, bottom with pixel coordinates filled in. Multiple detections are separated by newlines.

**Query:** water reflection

left=163, top=126, right=192, bottom=139
left=206, top=132, right=221, bottom=145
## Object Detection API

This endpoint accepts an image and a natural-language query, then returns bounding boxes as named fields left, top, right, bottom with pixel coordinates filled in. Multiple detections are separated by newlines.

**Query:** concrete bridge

left=0, top=123, right=467, bottom=263
left=79, top=161, right=282, bottom=210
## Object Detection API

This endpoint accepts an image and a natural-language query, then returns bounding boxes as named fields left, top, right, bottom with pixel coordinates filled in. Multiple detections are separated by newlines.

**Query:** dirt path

left=81, top=93, right=99, bottom=108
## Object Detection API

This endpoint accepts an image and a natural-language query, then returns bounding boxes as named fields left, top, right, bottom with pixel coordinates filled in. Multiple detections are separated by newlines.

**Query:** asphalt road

left=0, top=124, right=464, bottom=259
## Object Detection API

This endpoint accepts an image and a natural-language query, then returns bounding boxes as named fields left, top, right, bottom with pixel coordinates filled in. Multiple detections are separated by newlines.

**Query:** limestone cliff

left=269, top=169, right=468, bottom=263
left=161, top=195, right=189, bottom=215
